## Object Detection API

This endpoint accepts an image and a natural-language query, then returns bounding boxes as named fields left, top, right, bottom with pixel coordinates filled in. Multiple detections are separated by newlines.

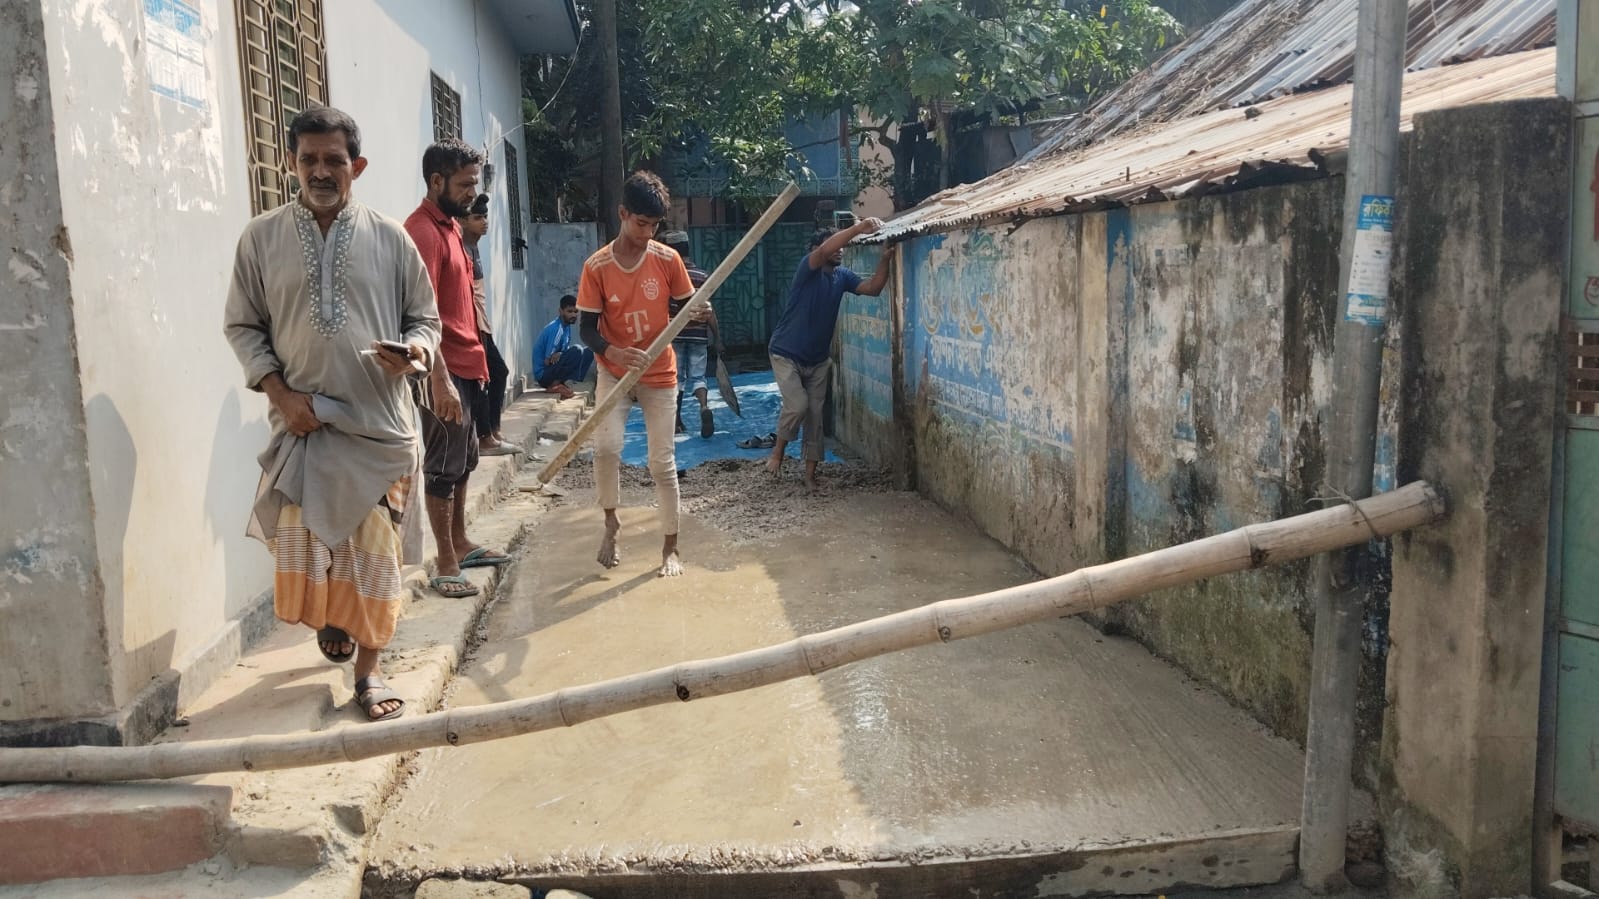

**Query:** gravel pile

left=547, top=457, right=902, bottom=543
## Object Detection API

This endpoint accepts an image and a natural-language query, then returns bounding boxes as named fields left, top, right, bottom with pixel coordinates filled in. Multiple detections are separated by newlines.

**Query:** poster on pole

left=1344, top=195, right=1395, bottom=326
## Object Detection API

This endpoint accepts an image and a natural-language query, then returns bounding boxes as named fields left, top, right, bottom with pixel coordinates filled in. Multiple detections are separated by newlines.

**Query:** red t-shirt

left=577, top=240, right=695, bottom=389
left=404, top=200, right=488, bottom=381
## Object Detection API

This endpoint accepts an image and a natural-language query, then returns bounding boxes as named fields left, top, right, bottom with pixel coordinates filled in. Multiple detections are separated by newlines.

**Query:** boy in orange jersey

left=577, top=172, right=697, bottom=576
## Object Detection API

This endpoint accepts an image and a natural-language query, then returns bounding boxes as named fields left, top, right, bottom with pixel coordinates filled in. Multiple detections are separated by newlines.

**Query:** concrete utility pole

left=1299, top=0, right=1408, bottom=890
left=596, top=0, right=623, bottom=241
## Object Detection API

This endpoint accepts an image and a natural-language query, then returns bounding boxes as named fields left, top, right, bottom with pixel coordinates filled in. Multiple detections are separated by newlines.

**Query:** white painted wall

left=325, top=0, right=537, bottom=391
left=37, top=0, right=266, bottom=711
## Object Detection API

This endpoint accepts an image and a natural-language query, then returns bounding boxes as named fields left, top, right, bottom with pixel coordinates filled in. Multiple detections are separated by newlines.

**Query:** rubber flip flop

left=459, top=547, right=511, bottom=569
left=429, top=574, right=481, bottom=597
left=316, top=626, right=355, bottom=663
left=353, top=676, right=405, bottom=722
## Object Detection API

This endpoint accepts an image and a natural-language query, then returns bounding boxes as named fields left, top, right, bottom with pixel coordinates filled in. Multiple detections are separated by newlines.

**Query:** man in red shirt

left=577, top=172, right=696, bottom=577
left=404, top=139, right=509, bottom=597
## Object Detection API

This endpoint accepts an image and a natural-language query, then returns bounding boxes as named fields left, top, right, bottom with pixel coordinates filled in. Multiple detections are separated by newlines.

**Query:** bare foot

left=765, top=454, right=783, bottom=475
left=804, top=462, right=821, bottom=491
left=597, top=519, right=621, bottom=569
left=658, top=551, right=684, bottom=577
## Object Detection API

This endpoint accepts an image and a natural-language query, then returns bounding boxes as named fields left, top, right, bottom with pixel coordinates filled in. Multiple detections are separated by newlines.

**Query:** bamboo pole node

left=799, top=634, right=824, bottom=676
left=554, top=689, right=575, bottom=727
left=1078, top=572, right=1099, bottom=610
left=1245, top=528, right=1268, bottom=568
left=933, top=604, right=953, bottom=643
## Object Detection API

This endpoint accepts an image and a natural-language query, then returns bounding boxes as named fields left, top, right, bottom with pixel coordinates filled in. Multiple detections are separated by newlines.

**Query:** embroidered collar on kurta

left=291, top=200, right=359, bottom=337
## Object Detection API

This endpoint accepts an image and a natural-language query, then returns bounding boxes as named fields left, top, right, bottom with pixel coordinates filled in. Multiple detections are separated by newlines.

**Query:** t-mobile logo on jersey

left=623, top=309, right=651, bottom=340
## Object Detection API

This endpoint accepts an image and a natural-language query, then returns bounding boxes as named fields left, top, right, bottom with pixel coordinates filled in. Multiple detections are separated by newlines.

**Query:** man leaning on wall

left=223, top=106, right=439, bottom=723
left=767, top=218, right=891, bottom=489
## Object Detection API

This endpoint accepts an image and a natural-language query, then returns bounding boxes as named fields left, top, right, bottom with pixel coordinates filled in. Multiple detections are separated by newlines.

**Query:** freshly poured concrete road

left=371, top=478, right=1312, bottom=896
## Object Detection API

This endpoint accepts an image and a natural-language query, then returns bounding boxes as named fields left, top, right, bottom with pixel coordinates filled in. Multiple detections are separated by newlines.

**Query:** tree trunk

left=889, top=135, right=914, bottom=211
left=936, top=107, right=952, bottom=192
left=596, top=0, right=623, bottom=240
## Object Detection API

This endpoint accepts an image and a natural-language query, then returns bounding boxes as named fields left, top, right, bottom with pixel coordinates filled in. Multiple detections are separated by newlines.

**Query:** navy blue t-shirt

left=768, top=257, right=862, bottom=366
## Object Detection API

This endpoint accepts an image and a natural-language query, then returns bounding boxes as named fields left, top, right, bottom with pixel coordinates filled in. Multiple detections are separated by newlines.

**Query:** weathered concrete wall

left=839, top=98, right=1567, bottom=838
left=833, top=245, right=909, bottom=473
left=885, top=184, right=1363, bottom=748
left=0, top=0, right=114, bottom=728
left=1381, top=98, right=1568, bottom=899
left=327, top=0, right=538, bottom=392
left=898, top=217, right=1107, bottom=571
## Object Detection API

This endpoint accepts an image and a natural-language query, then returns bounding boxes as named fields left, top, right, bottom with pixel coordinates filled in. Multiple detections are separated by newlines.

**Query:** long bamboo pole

left=0, top=482, right=1444, bottom=784
left=533, top=183, right=802, bottom=488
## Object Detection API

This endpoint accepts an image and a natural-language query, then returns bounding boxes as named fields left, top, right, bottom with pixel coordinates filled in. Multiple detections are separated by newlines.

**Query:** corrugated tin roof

left=1022, top=0, right=1555, bottom=160
left=872, top=47, right=1554, bottom=242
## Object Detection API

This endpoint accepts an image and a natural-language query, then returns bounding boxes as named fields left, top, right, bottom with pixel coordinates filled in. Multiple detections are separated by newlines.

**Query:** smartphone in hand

left=369, top=340, right=426, bottom=374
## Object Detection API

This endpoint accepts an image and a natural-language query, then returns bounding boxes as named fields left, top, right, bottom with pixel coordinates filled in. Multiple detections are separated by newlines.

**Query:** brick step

left=0, top=784, right=232, bottom=885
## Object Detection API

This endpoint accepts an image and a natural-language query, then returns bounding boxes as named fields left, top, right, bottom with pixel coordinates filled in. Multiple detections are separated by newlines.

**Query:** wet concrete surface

left=369, top=460, right=1314, bottom=896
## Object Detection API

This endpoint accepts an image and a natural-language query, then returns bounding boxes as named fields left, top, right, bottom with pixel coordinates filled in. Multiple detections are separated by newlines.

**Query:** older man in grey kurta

left=224, top=106, right=439, bottom=721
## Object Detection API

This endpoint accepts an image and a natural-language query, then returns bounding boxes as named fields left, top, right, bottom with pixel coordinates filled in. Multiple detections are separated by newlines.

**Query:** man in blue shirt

left=767, top=217, right=890, bottom=487
left=533, top=294, right=594, bottom=400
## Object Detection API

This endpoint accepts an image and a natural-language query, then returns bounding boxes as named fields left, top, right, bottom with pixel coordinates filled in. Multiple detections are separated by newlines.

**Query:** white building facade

left=0, top=0, right=577, bottom=746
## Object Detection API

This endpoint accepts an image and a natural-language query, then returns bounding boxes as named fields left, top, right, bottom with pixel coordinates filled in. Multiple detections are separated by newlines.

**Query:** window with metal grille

left=505, top=142, right=526, bottom=270
left=431, top=73, right=462, bottom=142
left=235, top=0, right=328, bottom=214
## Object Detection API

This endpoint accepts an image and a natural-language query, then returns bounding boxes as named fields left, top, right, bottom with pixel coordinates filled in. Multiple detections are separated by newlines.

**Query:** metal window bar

left=431, top=73, right=462, bottom=142
left=505, top=142, right=525, bottom=270
left=1569, top=322, right=1599, bottom=417
left=235, top=0, right=328, bottom=213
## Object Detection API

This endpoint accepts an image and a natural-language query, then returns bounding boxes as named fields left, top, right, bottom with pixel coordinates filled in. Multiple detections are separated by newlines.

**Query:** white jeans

left=593, top=367, right=680, bottom=535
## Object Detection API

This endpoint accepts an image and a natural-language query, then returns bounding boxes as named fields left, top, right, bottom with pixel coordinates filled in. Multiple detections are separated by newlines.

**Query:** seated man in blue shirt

left=767, top=217, right=891, bottom=488
left=534, top=294, right=594, bottom=400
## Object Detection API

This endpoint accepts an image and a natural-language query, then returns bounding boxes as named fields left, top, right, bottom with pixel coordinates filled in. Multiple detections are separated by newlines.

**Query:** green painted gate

left=1553, top=324, right=1599, bottom=832
left=688, top=224, right=814, bottom=351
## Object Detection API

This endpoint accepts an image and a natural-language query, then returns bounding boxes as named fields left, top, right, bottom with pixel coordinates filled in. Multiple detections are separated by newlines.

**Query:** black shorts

left=420, top=374, right=481, bottom=497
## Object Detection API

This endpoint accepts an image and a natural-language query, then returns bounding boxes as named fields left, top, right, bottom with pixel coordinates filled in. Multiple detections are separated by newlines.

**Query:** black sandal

left=316, top=626, right=355, bottom=663
left=353, top=676, right=405, bottom=722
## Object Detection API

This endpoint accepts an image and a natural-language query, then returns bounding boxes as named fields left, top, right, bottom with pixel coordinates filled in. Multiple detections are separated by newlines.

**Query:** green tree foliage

left=522, top=0, right=1179, bottom=217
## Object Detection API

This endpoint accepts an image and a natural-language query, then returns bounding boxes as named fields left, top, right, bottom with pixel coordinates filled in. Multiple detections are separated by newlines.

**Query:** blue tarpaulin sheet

left=618, top=370, right=842, bottom=469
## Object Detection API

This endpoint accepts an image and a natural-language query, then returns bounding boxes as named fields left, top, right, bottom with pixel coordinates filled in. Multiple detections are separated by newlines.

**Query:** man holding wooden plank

left=577, top=172, right=698, bottom=577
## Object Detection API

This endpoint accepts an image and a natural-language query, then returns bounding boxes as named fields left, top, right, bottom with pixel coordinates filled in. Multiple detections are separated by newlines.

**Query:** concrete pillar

left=0, top=1, right=119, bottom=743
left=1381, top=97, right=1570, bottom=898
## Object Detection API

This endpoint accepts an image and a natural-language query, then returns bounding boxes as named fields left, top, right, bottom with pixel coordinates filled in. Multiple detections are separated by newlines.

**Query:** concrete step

left=0, top=783, right=232, bottom=885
